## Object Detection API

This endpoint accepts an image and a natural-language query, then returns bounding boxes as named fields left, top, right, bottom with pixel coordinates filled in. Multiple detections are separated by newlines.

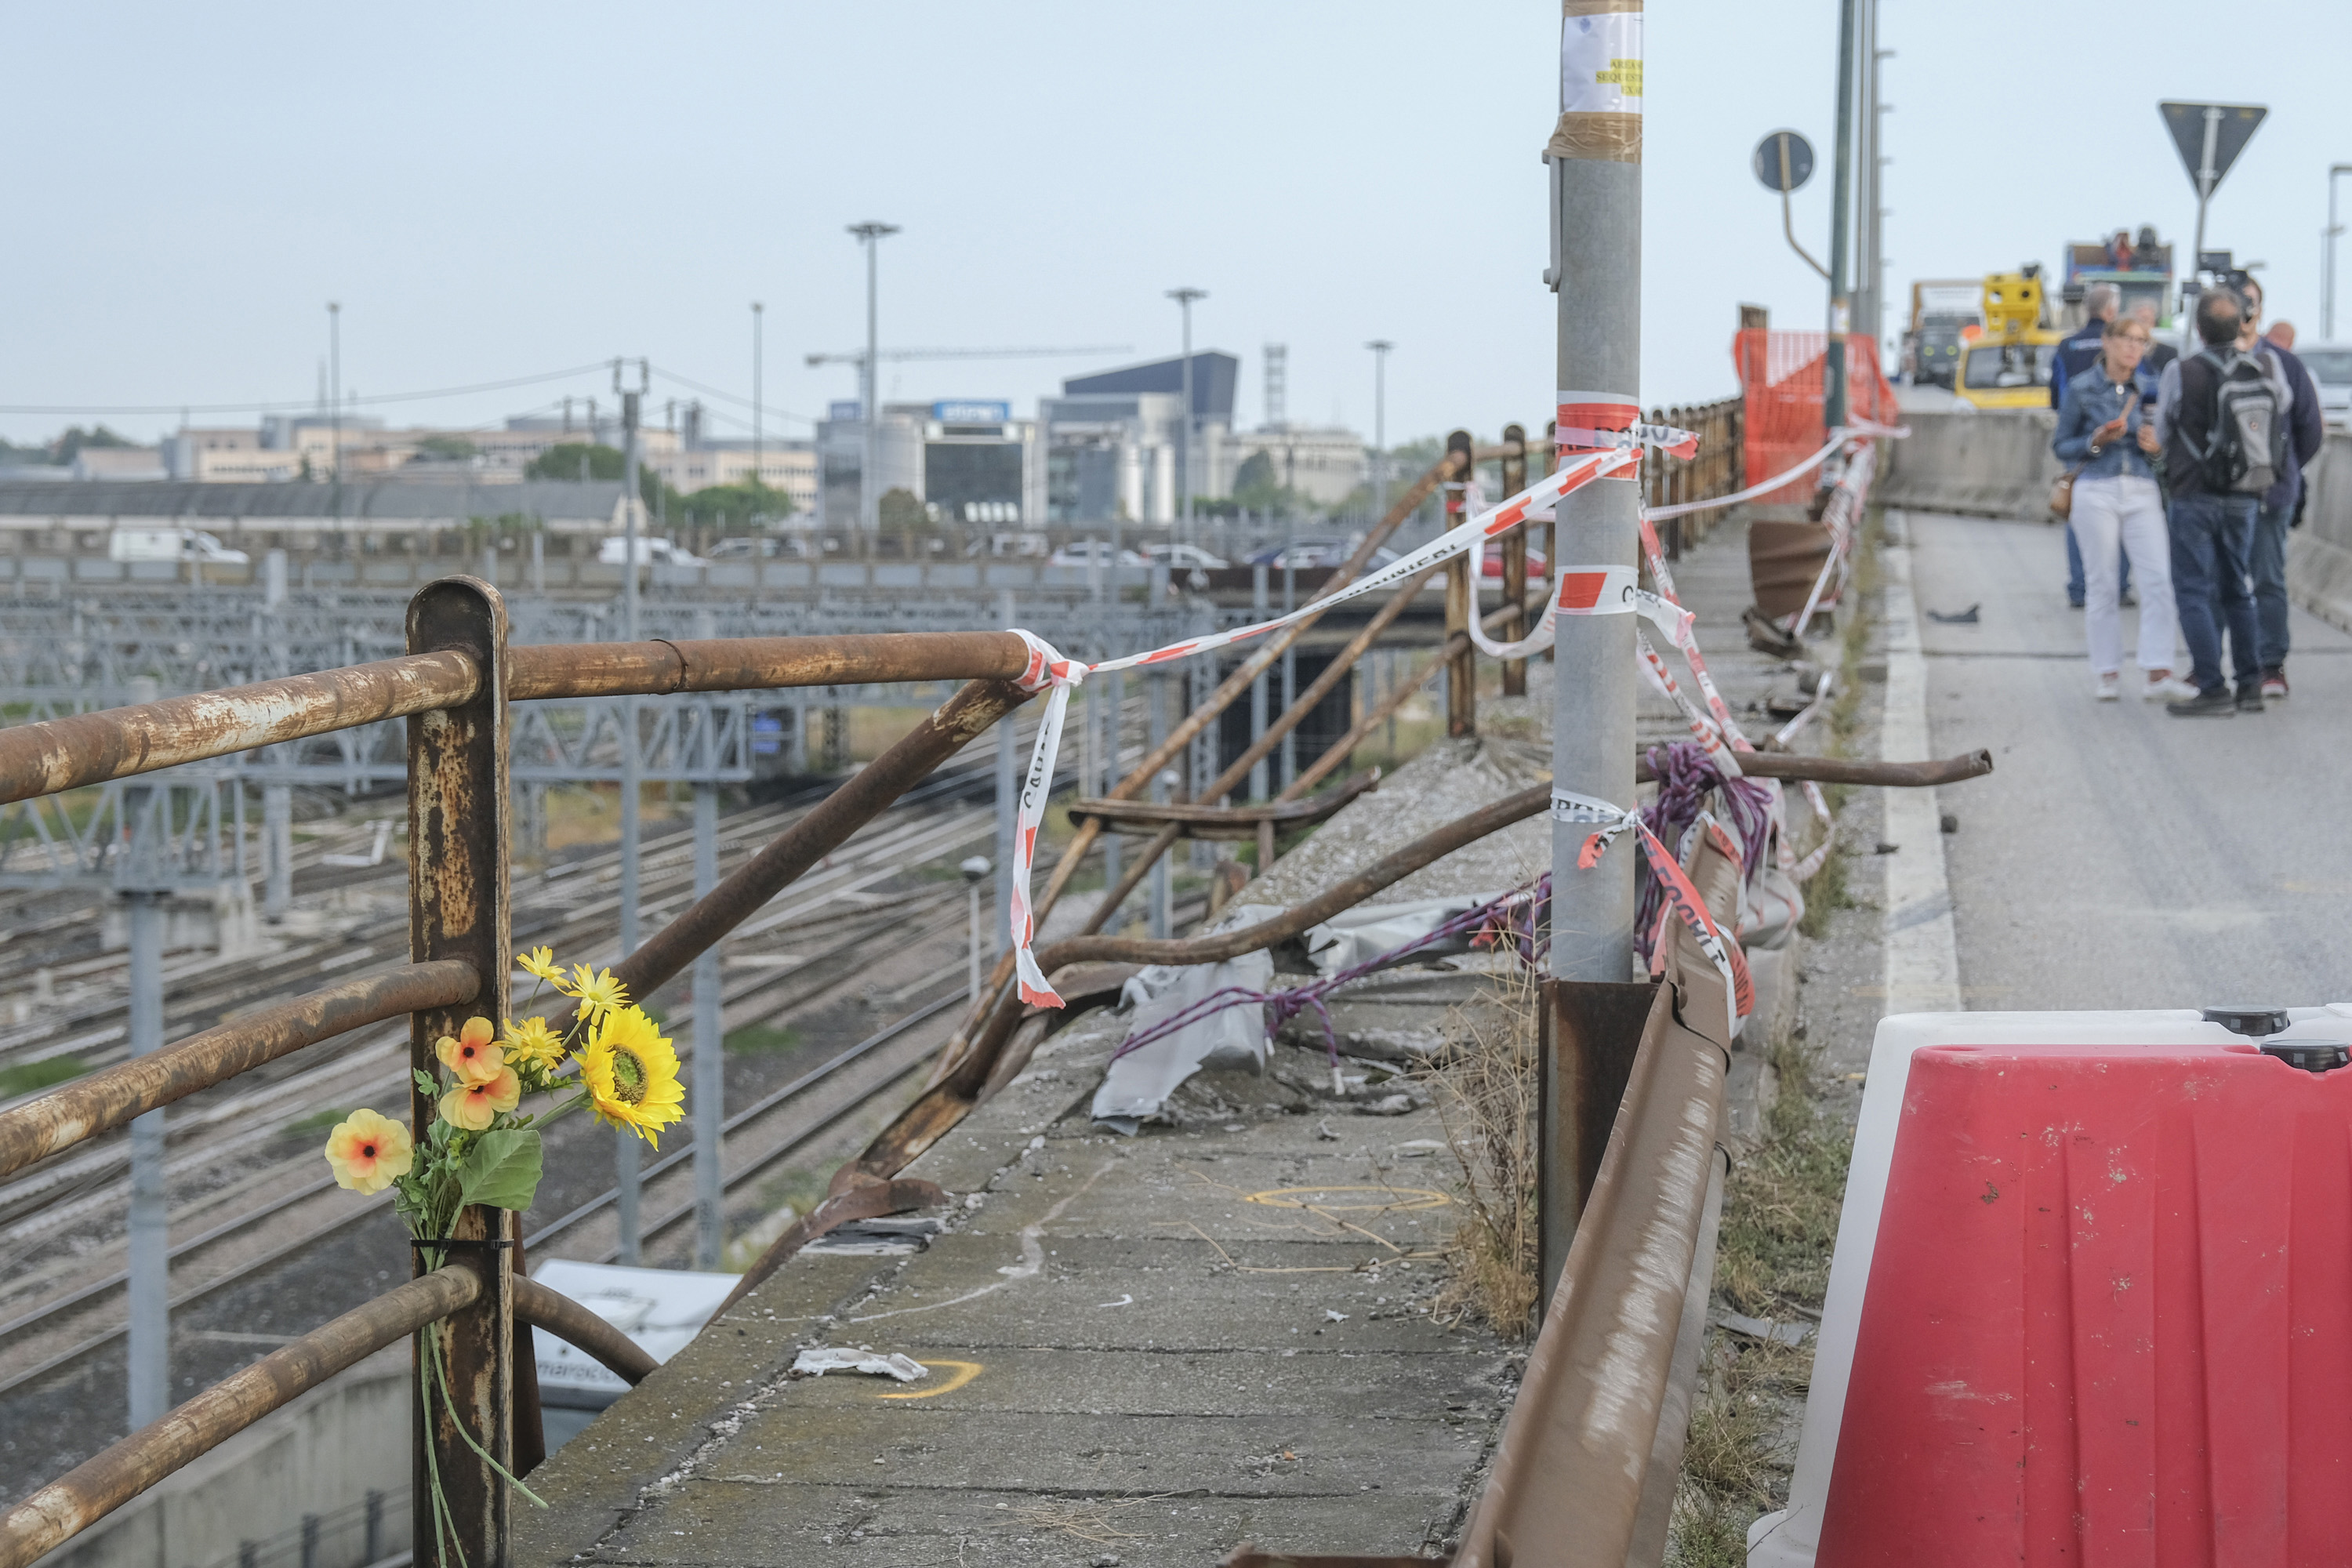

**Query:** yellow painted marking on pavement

left=1244, top=1185, right=1451, bottom=1213
left=880, top=1359, right=982, bottom=1399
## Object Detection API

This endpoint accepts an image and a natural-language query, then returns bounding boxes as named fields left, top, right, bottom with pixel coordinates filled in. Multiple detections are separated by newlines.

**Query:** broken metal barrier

left=0, top=418, right=1766, bottom=1568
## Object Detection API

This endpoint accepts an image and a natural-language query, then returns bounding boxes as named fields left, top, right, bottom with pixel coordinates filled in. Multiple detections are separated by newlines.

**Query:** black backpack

left=2193, top=346, right=2288, bottom=495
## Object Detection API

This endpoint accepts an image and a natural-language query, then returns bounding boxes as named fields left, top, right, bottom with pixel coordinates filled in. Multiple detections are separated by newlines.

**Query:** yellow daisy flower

left=501, top=1016, right=566, bottom=1072
left=566, top=964, right=630, bottom=1023
left=518, top=946, right=564, bottom=986
left=574, top=1004, right=684, bottom=1145
left=323, top=1109, right=414, bottom=1195
left=439, top=1065, right=521, bottom=1131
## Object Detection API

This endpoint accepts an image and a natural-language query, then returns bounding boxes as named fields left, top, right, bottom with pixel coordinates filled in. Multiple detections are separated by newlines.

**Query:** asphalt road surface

left=1905, top=509, right=2352, bottom=1013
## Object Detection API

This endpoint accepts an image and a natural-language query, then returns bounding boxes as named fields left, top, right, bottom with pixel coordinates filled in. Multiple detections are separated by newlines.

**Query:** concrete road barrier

left=1878, top=408, right=2064, bottom=521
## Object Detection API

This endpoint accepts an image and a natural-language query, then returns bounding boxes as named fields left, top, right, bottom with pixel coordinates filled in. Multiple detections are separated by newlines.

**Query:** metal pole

left=1545, top=0, right=1644, bottom=1301
left=967, top=878, right=983, bottom=1004
left=2191, top=106, right=2223, bottom=289
left=848, top=223, right=899, bottom=535
left=2326, top=165, right=2352, bottom=340
left=1824, top=0, right=1858, bottom=433
left=1443, top=430, right=1476, bottom=737
left=1500, top=423, right=1530, bottom=698
left=1148, top=676, right=1171, bottom=939
left=1867, top=15, right=1890, bottom=357
left=327, top=303, right=341, bottom=486
left=405, top=577, right=514, bottom=1568
left=263, top=785, right=292, bottom=920
left=1367, top=340, right=1392, bottom=521
left=691, top=784, right=723, bottom=1269
left=125, top=874, right=167, bottom=1431
left=993, top=589, right=1018, bottom=957
left=1279, top=514, right=1298, bottom=790
left=1249, top=564, right=1270, bottom=800
left=1168, top=289, right=1207, bottom=542
left=751, top=302, right=764, bottom=517
left=616, top=381, right=644, bottom=1265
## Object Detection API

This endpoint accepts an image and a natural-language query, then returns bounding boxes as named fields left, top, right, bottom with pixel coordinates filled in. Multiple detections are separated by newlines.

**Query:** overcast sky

left=4, top=2, right=2348, bottom=455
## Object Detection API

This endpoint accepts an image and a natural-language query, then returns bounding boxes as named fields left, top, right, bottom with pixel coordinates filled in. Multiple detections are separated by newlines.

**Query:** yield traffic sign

left=2158, top=101, right=2267, bottom=198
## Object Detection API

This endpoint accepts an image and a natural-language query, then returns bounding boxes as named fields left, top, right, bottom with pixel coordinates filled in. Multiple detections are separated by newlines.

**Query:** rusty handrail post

left=1442, top=429, right=1477, bottom=738
left=1499, top=423, right=1530, bottom=698
left=405, top=577, right=516, bottom=1567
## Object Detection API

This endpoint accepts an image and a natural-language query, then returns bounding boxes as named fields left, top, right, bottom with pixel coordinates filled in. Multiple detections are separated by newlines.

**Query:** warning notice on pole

left=1561, top=6, right=1642, bottom=115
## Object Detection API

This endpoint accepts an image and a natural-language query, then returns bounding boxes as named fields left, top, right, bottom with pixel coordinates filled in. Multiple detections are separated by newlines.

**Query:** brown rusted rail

left=1065, top=771, right=1378, bottom=839
left=513, top=1276, right=656, bottom=1385
left=0, top=1265, right=652, bottom=1568
left=0, top=632, right=1039, bottom=808
left=0, top=1265, right=481, bottom=1568
left=0, top=961, right=479, bottom=1181
left=1635, top=747, right=1994, bottom=788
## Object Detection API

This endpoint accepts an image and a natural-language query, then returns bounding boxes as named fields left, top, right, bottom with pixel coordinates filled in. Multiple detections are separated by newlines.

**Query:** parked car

left=597, top=536, right=706, bottom=568
left=1142, top=543, right=1229, bottom=570
left=1047, top=541, right=1148, bottom=568
left=706, top=536, right=779, bottom=560
left=2297, top=342, right=2352, bottom=428
left=108, top=528, right=249, bottom=566
left=1245, top=538, right=1399, bottom=572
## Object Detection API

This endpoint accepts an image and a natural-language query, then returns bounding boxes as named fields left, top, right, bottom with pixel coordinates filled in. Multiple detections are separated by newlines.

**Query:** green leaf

left=413, top=1069, right=440, bottom=1098
left=453, top=1129, right=543, bottom=1212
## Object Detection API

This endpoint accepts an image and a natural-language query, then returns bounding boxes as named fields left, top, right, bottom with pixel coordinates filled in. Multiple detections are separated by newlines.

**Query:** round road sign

left=1752, top=131, right=1816, bottom=194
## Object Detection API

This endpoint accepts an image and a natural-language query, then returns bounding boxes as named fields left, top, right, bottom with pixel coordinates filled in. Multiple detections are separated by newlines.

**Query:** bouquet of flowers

left=319, top=946, right=684, bottom=1560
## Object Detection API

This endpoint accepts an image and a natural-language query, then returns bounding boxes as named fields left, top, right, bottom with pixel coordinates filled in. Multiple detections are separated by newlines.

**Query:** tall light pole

left=751, top=301, right=764, bottom=517
left=1824, top=0, right=1860, bottom=434
left=1365, top=340, right=1393, bottom=519
left=327, top=303, right=341, bottom=484
left=848, top=223, right=899, bottom=534
left=2328, top=165, right=2352, bottom=339
left=1167, top=288, right=1206, bottom=536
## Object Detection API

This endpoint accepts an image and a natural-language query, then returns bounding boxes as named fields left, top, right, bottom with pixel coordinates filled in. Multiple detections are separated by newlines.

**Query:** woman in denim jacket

left=2053, top=315, right=2184, bottom=699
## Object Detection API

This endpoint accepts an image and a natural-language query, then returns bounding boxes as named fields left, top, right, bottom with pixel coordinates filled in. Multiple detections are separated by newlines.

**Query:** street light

left=326, top=302, right=341, bottom=485
left=751, top=301, right=764, bottom=520
left=1167, top=288, right=1207, bottom=536
left=1365, top=340, right=1393, bottom=520
left=848, top=222, right=901, bottom=535
left=959, top=855, right=991, bottom=1004
left=2327, top=165, right=2352, bottom=340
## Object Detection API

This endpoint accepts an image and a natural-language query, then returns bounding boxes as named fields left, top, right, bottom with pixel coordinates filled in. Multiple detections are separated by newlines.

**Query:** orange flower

left=322, top=1109, right=414, bottom=1195
left=438, top=1065, right=521, bottom=1131
left=435, top=1016, right=503, bottom=1084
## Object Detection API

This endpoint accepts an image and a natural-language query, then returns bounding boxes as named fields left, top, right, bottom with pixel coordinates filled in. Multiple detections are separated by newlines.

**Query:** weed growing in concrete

left=1423, top=967, right=1540, bottom=1341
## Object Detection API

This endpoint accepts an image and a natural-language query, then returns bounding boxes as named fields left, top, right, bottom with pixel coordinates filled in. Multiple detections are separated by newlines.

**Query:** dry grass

left=1421, top=967, right=1541, bottom=1341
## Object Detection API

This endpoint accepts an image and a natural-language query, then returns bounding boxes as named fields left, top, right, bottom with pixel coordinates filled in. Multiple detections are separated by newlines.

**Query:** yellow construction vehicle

left=1953, top=267, right=2065, bottom=408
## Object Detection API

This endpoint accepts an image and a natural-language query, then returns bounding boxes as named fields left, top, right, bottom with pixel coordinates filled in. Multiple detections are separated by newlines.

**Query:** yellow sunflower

left=517, top=946, right=564, bottom=986
left=574, top=1004, right=684, bottom=1145
left=501, top=1015, right=566, bottom=1073
left=565, top=964, right=630, bottom=1023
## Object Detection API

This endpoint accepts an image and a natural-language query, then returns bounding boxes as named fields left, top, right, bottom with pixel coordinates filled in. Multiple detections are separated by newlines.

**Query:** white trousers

left=2072, top=474, right=2176, bottom=675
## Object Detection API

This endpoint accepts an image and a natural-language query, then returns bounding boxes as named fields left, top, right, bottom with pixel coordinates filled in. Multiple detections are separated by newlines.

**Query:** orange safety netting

left=1733, top=329, right=1899, bottom=505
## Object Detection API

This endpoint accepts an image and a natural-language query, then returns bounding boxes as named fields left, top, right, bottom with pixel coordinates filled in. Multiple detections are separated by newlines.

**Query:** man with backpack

left=2154, top=288, right=2279, bottom=716
left=2237, top=278, right=2324, bottom=699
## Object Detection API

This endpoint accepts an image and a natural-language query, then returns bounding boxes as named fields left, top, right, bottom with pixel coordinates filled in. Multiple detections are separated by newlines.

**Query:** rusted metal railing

left=0, top=407, right=1846, bottom=1568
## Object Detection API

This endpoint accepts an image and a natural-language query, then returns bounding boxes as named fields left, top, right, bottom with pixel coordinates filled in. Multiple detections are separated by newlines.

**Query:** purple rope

left=1634, top=742, right=1773, bottom=964
left=1107, top=880, right=1549, bottom=1073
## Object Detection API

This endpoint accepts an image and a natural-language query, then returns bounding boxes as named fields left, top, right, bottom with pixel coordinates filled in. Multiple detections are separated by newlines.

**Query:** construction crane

left=803, top=345, right=1131, bottom=368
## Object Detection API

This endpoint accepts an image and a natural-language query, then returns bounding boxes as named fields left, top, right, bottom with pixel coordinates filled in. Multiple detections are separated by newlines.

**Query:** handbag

left=2049, top=372, right=2140, bottom=521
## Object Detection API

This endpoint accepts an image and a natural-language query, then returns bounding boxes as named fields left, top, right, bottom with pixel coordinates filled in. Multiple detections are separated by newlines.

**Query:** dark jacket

left=2266, top=342, right=2325, bottom=510
left=2048, top=318, right=2111, bottom=411
left=2053, top=361, right=2158, bottom=480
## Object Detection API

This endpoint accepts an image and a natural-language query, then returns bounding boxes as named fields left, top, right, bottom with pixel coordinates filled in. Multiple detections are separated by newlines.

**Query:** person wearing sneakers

left=2052, top=313, right=2182, bottom=701
left=2236, top=279, right=2323, bottom=701
left=2154, top=288, right=2269, bottom=717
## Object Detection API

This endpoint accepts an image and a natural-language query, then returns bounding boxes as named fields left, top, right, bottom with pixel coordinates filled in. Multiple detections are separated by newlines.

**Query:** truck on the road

left=1953, top=269, right=2064, bottom=410
left=1904, top=279, right=1982, bottom=390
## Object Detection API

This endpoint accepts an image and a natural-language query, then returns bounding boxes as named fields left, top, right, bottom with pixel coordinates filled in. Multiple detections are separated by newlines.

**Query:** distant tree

left=524, top=442, right=624, bottom=482
left=877, top=487, right=930, bottom=530
left=416, top=435, right=478, bottom=460
left=1231, top=449, right=1314, bottom=516
left=51, top=425, right=134, bottom=464
left=674, top=477, right=795, bottom=532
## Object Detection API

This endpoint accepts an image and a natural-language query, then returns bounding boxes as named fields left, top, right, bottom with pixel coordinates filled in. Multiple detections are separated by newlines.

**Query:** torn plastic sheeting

left=1301, top=893, right=1510, bottom=978
left=790, top=1348, right=931, bottom=1382
left=1094, top=942, right=1278, bottom=1129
